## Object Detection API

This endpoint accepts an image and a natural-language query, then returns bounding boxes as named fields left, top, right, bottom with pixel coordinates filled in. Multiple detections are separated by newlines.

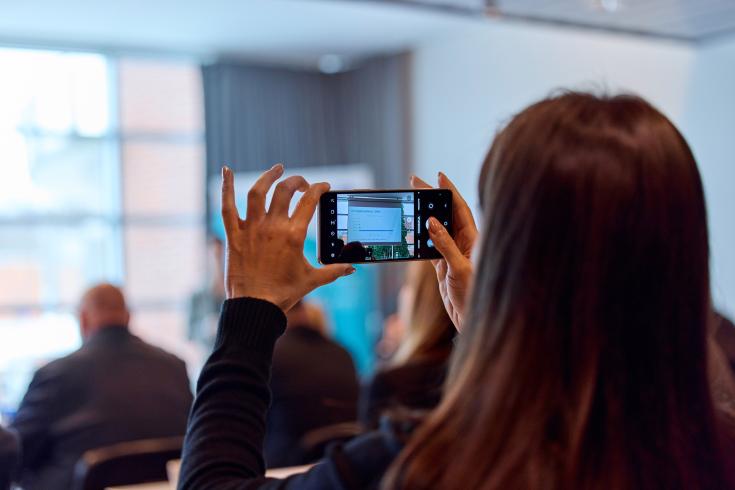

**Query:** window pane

left=0, top=48, right=109, bottom=136
left=0, top=222, right=122, bottom=307
left=124, top=226, right=205, bottom=306
left=0, top=312, right=81, bottom=414
left=0, top=135, right=118, bottom=216
left=122, top=142, right=205, bottom=216
left=118, top=58, right=203, bottom=134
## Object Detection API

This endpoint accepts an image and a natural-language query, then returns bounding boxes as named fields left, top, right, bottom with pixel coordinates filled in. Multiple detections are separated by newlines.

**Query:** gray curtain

left=202, top=54, right=410, bottom=187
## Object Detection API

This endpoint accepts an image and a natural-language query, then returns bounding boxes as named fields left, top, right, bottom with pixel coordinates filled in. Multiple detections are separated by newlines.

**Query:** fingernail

left=345, top=267, right=356, bottom=276
left=429, top=217, right=441, bottom=232
left=272, top=163, right=284, bottom=172
left=222, top=166, right=231, bottom=179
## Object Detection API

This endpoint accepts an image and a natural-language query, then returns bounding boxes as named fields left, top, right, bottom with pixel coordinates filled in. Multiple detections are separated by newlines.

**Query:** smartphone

left=317, top=189, right=452, bottom=264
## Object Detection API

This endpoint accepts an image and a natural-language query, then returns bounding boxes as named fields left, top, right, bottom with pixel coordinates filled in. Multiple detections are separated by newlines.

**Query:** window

left=117, top=58, right=206, bottom=374
left=0, top=49, right=206, bottom=415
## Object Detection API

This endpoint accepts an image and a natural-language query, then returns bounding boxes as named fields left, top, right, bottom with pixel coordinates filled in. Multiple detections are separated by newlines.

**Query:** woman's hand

left=221, top=164, right=355, bottom=312
left=411, top=173, right=477, bottom=331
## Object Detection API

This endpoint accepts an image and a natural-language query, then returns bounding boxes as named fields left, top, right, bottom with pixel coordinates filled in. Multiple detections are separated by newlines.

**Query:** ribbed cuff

left=214, top=297, right=287, bottom=355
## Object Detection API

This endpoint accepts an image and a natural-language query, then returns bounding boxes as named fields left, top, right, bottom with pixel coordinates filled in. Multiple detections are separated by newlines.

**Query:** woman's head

left=388, top=93, right=729, bottom=489
left=393, top=261, right=454, bottom=365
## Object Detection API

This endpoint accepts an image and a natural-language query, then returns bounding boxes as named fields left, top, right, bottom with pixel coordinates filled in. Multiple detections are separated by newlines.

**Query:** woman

left=178, top=93, right=734, bottom=489
left=360, top=262, right=455, bottom=429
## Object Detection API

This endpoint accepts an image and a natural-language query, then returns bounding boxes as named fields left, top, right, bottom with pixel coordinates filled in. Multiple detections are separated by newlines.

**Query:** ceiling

left=1, top=0, right=733, bottom=68
left=492, top=0, right=735, bottom=42
left=0, top=0, right=467, bottom=67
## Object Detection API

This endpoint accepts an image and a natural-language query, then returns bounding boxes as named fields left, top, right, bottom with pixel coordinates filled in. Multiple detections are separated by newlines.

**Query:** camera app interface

left=321, top=190, right=451, bottom=263
left=333, top=192, right=414, bottom=261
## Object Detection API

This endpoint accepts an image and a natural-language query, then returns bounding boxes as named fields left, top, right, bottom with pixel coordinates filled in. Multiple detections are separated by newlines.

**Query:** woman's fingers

left=291, top=182, right=330, bottom=234
left=221, top=166, right=240, bottom=236
left=410, top=175, right=432, bottom=189
left=246, top=164, right=284, bottom=221
left=428, top=217, right=466, bottom=267
left=413, top=172, right=478, bottom=242
left=268, top=175, right=309, bottom=217
left=438, top=172, right=477, bottom=232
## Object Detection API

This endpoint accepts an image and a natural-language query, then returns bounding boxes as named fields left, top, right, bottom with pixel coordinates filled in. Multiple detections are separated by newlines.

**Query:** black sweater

left=178, top=298, right=408, bottom=489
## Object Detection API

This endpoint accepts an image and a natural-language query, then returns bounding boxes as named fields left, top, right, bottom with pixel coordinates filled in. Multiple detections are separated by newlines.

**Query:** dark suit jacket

left=10, top=326, right=193, bottom=490
left=0, top=426, right=18, bottom=490
left=265, top=326, right=359, bottom=467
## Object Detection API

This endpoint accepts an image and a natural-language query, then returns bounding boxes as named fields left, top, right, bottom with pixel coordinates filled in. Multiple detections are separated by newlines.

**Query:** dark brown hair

left=384, top=93, right=732, bottom=489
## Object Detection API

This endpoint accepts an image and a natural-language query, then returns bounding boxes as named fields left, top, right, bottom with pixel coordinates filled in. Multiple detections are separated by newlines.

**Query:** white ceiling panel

left=493, top=0, right=735, bottom=41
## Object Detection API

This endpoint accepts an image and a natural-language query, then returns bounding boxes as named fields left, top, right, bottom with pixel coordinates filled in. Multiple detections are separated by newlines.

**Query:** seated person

left=179, top=94, right=735, bottom=488
left=188, top=236, right=226, bottom=351
left=715, top=311, right=735, bottom=374
left=266, top=301, right=359, bottom=467
left=360, top=261, right=454, bottom=429
left=11, top=284, right=193, bottom=490
left=373, top=313, right=404, bottom=362
left=0, top=426, right=18, bottom=490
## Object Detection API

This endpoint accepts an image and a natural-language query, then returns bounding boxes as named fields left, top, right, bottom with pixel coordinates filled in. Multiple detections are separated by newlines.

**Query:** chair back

left=72, top=436, right=183, bottom=490
left=299, top=422, right=362, bottom=463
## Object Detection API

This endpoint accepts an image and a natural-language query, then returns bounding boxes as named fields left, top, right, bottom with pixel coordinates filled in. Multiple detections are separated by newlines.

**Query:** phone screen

left=318, top=189, right=452, bottom=264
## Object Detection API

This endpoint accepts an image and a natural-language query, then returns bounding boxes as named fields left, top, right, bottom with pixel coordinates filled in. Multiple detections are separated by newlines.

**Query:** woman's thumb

left=313, top=264, right=356, bottom=287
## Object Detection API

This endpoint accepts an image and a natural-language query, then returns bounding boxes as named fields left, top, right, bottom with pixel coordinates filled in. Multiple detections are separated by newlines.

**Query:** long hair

left=384, top=93, right=731, bottom=489
left=392, top=261, right=454, bottom=365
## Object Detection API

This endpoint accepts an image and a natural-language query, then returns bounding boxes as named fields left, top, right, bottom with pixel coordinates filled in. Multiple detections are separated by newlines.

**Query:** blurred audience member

left=188, top=236, right=226, bottom=350
left=266, top=300, right=358, bottom=467
left=360, top=262, right=454, bottom=429
left=0, top=426, right=17, bottom=489
left=374, top=313, right=405, bottom=362
left=10, top=284, right=193, bottom=490
left=715, top=311, right=735, bottom=375
left=711, top=311, right=735, bottom=433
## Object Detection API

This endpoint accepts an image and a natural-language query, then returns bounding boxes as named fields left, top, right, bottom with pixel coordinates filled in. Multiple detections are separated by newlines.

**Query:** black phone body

left=317, top=189, right=452, bottom=264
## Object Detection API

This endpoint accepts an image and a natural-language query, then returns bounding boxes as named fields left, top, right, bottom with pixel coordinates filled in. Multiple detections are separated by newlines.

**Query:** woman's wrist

left=226, top=277, right=286, bottom=311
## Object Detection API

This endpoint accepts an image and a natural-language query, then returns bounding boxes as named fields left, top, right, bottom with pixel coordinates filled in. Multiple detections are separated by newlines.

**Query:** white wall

left=411, top=19, right=734, bottom=315
left=682, top=37, right=735, bottom=318
left=411, top=19, right=695, bottom=203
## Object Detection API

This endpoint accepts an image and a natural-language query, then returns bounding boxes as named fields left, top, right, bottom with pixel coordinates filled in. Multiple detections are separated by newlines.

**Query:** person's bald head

left=78, top=283, right=130, bottom=340
left=286, top=301, right=328, bottom=336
